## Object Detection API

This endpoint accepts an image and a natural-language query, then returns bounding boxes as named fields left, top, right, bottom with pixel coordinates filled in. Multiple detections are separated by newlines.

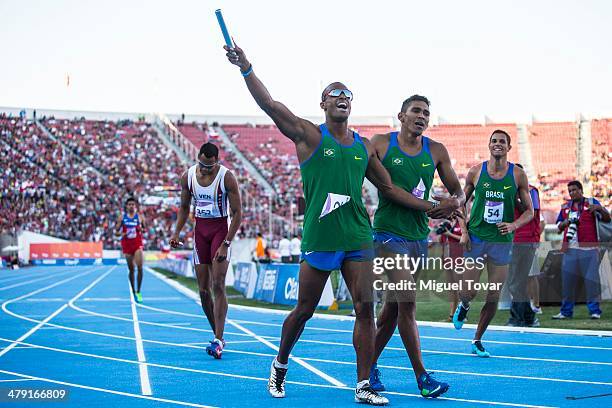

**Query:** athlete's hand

left=460, top=232, right=471, bottom=252
left=214, top=245, right=228, bottom=263
left=224, top=41, right=250, bottom=72
left=169, top=234, right=183, bottom=249
left=427, top=195, right=460, bottom=219
left=497, top=222, right=516, bottom=235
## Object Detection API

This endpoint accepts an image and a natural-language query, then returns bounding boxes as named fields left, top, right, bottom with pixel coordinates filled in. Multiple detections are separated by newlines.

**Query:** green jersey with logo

left=373, top=133, right=435, bottom=240
left=300, top=124, right=372, bottom=251
left=468, top=161, right=517, bottom=243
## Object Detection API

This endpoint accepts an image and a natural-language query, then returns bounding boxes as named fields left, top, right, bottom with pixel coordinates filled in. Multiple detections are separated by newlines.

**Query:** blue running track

left=1, top=265, right=611, bottom=407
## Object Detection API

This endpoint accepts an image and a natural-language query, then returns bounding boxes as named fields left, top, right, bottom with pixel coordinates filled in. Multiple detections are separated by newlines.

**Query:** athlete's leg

left=211, top=256, right=229, bottom=340
left=474, top=261, right=508, bottom=341
left=276, top=262, right=330, bottom=364
left=195, top=264, right=216, bottom=334
left=134, top=249, right=144, bottom=293
left=342, top=260, right=376, bottom=382
left=126, top=254, right=136, bottom=294
left=445, top=268, right=459, bottom=319
left=372, top=298, right=398, bottom=364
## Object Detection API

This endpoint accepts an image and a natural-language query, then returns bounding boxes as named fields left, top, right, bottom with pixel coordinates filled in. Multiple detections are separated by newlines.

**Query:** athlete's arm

left=223, top=171, right=243, bottom=244
left=114, top=214, right=124, bottom=236
left=458, top=165, right=478, bottom=249
left=429, top=142, right=465, bottom=218
left=139, top=213, right=147, bottom=230
left=224, top=43, right=320, bottom=153
left=497, top=167, right=534, bottom=235
left=169, top=172, right=191, bottom=248
left=367, top=135, right=434, bottom=211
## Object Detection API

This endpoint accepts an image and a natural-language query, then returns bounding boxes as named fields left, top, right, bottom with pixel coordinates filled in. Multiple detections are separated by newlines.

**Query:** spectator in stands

left=553, top=180, right=610, bottom=320
left=254, top=232, right=266, bottom=261
left=290, top=233, right=301, bottom=263
left=278, top=235, right=291, bottom=263
left=506, top=165, right=543, bottom=327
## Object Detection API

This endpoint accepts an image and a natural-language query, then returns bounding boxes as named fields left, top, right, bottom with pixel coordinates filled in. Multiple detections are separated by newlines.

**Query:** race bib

left=412, top=178, right=426, bottom=200
left=195, top=200, right=214, bottom=218
left=126, top=227, right=137, bottom=239
left=320, top=193, right=351, bottom=219
left=484, top=200, right=504, bottom=224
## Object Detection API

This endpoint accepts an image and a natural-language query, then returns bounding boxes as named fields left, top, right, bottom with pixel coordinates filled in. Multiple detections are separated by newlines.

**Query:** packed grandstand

left=1, top=110, right=610, bottom=251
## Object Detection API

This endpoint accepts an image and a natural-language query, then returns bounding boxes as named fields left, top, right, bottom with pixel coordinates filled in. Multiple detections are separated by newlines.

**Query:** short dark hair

left=568, top=180, right=583, bottom=191
left=516, top=163, right=523, bottom=169
left=125, top=197, right=136, bottom=205
left=199, top=142, right=219, bottom=159
left=489, top=129, right=511, bottom=145
left=401, top=95, right=430, bottom=113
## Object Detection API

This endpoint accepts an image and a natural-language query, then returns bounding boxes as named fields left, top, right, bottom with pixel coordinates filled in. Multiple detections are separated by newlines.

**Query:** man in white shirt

left=290, top=234, right=301, bottom=263
left=279, top=235, right=291, bottom=263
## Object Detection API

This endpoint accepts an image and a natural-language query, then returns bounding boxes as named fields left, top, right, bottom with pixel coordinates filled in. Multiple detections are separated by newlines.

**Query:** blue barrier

left=233, top=262, right=258, bottom=298
left=254, top=263, right=300, bottom=305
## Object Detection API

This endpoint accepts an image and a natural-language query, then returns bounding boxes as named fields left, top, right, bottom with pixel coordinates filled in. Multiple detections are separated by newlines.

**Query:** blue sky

left=1, top=0, right=611, bottom=122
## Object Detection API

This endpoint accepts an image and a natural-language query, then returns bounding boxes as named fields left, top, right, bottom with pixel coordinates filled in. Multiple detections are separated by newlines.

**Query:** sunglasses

left=198, top=160, right=218, bottom=169
left=323, top=89, right=353, bottom=101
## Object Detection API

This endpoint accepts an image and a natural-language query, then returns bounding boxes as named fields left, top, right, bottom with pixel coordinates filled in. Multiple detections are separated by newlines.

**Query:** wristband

left=241, top=64, right=253, bottom=77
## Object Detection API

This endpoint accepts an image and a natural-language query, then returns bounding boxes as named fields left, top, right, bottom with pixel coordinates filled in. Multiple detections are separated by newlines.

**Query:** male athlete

left=169, top=142, right=242, bottom=359
left=115, top=197, right=146, bottom=303
left=368, top=95, right=464, bottom=397
left=453, top=130, right=534, bottom=357
left=224, top=43, right=459, bottom=405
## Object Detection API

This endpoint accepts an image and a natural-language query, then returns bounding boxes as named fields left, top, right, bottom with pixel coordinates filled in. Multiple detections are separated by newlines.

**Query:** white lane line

left=228, top=318, right=612, bottom=351
left=147, top=267, right=346, bottom=387
left=0, top=378, right=36, bottom=383
left=0, top=269, right=74, bottom=292
left=227, top=319, right=346, bottom=387
left=225, top=301, right=612, bottom=337
left=0, top=270, right=48, bottom=285
left=140, top=302, right=612, bottom=352
left=70, top=302, right=249, bottom=337
left=8, top=301, right=610, bottom=387
left=128, top=282, right=152, bottom=396
left=133, top=303, right=612, bottom=366
left=0, top=369, right=215, bottom=408
left=0, top=340, right=557, bottom=408
left=0, top=268, right=97, bottom=358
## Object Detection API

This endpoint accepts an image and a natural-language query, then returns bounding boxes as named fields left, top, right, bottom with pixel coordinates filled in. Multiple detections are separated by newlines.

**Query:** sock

left=356, top=379, right=370, bottom=389
left=214, top=338, right=223, bottom=347
left=461, top=300, right=470, bottom=309
left=273, top=358, right=288, bottom=369
left=472, top=340, right=481, bottom=345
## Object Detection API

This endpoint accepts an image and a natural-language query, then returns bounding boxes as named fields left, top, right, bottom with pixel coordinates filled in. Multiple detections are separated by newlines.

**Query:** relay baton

left=215, top=9, right=234, bottom=49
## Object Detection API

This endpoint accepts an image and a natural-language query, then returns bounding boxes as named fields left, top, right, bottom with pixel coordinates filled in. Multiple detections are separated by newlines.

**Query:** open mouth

left=415, top=121, right=425, bottom=128
left=336, top=101, right=348, bottom=111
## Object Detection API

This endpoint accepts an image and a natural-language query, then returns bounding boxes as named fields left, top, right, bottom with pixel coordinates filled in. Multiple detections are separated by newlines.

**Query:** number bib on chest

left=126, top=227, right=137, bottom=239
left=195, top=200, right=214, bottom=218
left=484, top=200, right=504, bottom=224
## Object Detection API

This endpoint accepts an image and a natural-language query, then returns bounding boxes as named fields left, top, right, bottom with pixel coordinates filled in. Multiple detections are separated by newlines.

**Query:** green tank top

left=373, top=133, right=434, bottom=240
left=300, top=124, right=372, bottom=251
left=468, top=161, right=517, bottom=243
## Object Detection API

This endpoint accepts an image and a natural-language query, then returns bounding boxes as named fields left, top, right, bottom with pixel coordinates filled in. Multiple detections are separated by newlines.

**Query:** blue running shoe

left=471, top=340, right=490, bottom=357
left=369, top=363, right=385, bottom=392
left=206, top=339, right=223, bottom=359
left=452, top=302, right=470, bottom=330
left=417, top=372, right=449, bottom=398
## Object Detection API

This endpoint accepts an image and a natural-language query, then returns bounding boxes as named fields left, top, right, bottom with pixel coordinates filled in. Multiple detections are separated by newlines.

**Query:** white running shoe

left=267, top=360, right=287, bottom=398
left=355, top=382, right=389, bottom=405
